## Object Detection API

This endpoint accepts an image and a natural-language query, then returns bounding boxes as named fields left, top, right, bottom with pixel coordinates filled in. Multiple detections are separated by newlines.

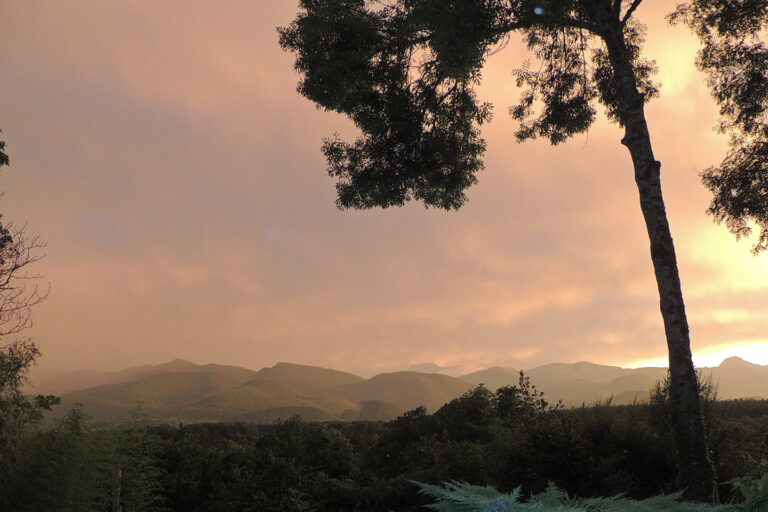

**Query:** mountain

left=250, top=362, right=364, bottom=391
left=32, top=358, right=259, bottom=396
left=525, top=361, right=633, bottom=388
left=39, top=356, right=768, bottom=426
left=705, top=357, right=768, bottom=399
left=332, top=371, right=473, bottom=412
left=60, top=371, right=359, bottom=425
left=59, top=371, right=241, bottom=424
left=187, top=378, right=358, bottom=417
left=407, top=362, right=466, bottom=376
left=544, top=373, right=658, bottom=405
left=454, top=358, right=768, bottom=406
left=460, top=366, right=520, bottom=391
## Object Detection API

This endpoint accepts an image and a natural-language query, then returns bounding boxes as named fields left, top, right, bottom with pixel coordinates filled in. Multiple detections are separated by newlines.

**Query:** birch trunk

left=597, top=9, right=716, bottom=501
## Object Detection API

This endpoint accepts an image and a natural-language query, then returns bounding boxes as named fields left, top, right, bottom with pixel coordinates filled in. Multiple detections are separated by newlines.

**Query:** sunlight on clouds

left=474, top=287, right=588, bottom=325
left=685, top=226, right=768, bottom=294
left=692, top=342, right=768, bottom=366
left=626, top=341, right=768, bottom=368
left=652, top=38, right=700, bottom=98
left=708, top=309, right=752, bottom=324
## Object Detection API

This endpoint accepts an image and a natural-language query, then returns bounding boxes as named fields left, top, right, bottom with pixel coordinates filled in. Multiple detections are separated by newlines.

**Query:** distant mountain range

left=31, top=357, right=768, bottom=426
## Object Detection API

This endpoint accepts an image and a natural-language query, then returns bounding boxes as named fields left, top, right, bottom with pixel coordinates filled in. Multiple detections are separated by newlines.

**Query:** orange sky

left=0, top=1, right=766, bottom=377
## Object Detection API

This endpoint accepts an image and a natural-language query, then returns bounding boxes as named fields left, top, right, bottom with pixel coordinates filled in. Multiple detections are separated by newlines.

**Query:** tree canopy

left=278, top=1, right=661, bottom=209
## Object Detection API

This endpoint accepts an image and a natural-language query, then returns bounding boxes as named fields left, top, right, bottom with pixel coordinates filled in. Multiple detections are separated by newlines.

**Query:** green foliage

left=0, top=339, right=60, bottom=509
left=649, top=370, right=719, bottom=426
left=415, top=480, right=730, bottom=511
left=4, top=404, right=169, bottom=512
left=2, top=397, right=768, bottom=510
left=729, top=457, right=768, bottom=511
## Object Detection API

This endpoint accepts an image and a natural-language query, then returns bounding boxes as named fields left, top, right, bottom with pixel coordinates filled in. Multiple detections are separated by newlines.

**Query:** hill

left=39, top=356, right=768, bottom=425
left=460, top=366, right=520, bottom=392
left=332, top=371, right=473, bottom=412
left=58, top=371, right=361, bottom=425
left=250, top=362, right=364, bottom=390
left=703, top=357, right=768, bottom=399
left=33, top=358, right=259, bottom=395
left=456, top=358, right=768, bottom=406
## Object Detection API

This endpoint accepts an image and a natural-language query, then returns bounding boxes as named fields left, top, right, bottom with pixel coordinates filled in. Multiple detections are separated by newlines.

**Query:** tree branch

left=621, top=0, right=644, bottom=27
left=0, top=224, right=49, bottom=339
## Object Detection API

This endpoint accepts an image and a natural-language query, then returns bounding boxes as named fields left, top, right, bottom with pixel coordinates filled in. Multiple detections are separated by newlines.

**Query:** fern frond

left=413, top=481, right=734, bottom=512
left=412, top=480, right=522, bottom=512
left=576, top=490, right=729, bottom=511
left=528, top=482, right=570, bottom=507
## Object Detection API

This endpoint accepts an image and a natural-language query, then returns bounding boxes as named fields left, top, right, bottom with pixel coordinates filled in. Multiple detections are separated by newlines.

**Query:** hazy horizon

left=2, top=0, right=767, bottom=378
left=28, top=352, right=766, bottom=384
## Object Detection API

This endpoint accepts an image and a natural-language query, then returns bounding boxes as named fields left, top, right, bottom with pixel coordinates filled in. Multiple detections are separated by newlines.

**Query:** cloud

left=0, top=1, right=764, bottom=375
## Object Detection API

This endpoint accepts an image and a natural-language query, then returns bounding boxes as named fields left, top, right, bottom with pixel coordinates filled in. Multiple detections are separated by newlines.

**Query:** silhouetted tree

left=0, top=133, right=56, bottom=508
left=0, top=135, right=49, bottom=338
left=671, top=0, right=768, bottom=255
left=279, top=0, right=720, bottom=499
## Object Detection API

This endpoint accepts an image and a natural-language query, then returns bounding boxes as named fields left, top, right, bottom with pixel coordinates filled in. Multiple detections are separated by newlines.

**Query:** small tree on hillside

left=277, top=0, right=766, bottom=499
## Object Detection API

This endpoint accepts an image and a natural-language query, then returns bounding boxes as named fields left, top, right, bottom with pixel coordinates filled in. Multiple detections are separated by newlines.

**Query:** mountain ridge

left=37, top=356, right=768, bottom=426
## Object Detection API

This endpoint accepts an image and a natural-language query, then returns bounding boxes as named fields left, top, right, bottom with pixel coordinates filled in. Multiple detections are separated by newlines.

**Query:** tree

left=0, top=134, right=56, bottom=507
left=278, top=0, right=721, bottom=499
left=0, top=136, right=49, bottom=339
left=670, top=0, right=768, bottom=255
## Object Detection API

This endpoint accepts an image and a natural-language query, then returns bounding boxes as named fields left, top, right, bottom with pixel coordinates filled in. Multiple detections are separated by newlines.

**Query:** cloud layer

left=0, top=1, right=765, bottom=375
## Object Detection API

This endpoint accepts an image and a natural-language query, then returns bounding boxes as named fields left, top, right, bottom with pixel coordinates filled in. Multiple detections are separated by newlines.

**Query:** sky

left=0, top=1, right=766, bottom=378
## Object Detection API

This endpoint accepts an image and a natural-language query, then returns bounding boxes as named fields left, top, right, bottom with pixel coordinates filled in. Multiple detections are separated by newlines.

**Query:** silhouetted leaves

left=672, top=0, right=768, bottom=253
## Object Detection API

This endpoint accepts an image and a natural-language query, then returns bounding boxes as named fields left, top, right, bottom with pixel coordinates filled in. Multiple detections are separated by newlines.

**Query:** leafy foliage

left=0, top=340, right=60, bottom=509
left=671, top=0, right=768, bottom=253
left=729, top=457, right=768, bottom=511
left=278, top=1, right=663, bottom=209
left=278, top=0, right=502, bottom=210
left=0, top=394, right=766, bottom=510
left=511, top=18, right=659, bottom=143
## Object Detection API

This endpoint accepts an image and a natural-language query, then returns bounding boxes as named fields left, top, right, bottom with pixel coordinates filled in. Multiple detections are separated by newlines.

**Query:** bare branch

left=0, top=223, right=49, bottom=339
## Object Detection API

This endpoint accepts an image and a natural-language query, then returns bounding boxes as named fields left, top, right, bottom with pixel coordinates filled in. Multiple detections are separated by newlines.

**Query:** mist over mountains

left=32, top=357, right=768, bottom=426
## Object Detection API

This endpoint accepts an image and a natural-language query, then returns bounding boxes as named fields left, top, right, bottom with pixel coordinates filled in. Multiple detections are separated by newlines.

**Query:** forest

left=2, top=371, right=768, bottom=511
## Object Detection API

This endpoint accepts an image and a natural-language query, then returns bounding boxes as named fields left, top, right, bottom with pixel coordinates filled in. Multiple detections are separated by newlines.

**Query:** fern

left=412, top=480, right=523, bottom=512
left=413, top=481, right=733, bottom=512
left=575, top=491, right=728, bottom=511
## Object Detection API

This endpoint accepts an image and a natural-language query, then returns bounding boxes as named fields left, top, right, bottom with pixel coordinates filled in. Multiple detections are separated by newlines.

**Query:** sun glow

left=625, top=341, right=768, bottom=368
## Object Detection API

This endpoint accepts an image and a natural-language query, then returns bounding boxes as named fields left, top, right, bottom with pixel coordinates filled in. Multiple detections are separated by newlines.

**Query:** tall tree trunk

left=598, top=10, right=716, bottom=502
